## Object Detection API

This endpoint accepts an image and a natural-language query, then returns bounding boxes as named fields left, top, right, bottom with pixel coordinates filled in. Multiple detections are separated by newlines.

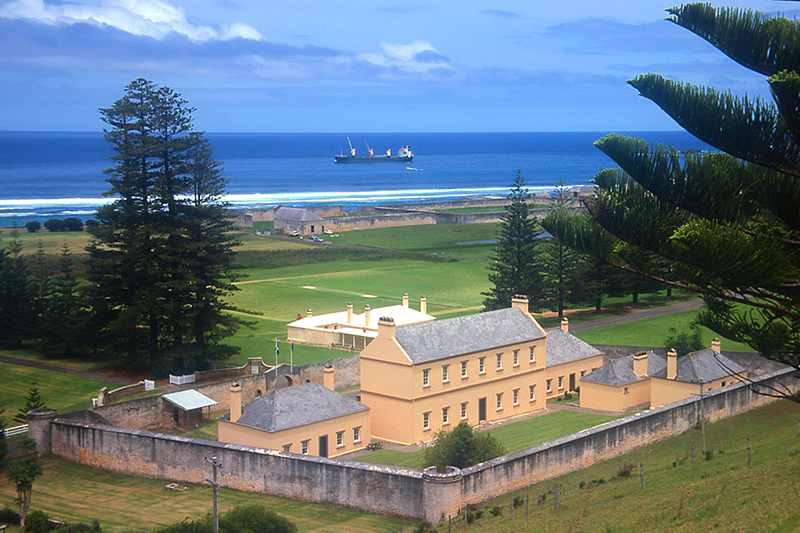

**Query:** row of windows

left=423, top=347, right=538, bottom=386
left=422, top=386, right=538, bottom=430
left=282, top=426, right=362, bottom=454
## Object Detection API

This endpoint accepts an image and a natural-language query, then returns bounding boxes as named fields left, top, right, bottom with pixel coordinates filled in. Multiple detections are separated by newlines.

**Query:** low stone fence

left=32, top=366, right=796, bottom=523
left=97, top=381, right=146, bottom=406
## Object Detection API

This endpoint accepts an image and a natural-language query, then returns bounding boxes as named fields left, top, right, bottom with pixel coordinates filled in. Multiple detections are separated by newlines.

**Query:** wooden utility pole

left=205, top=455, right=222, bottom=533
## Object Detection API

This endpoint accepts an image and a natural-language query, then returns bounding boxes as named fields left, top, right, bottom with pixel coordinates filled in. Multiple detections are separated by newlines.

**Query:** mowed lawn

left=574, top=308, right=755, bottom=352
left=0, top=362, right=119, bottom=418
left=332, top=222, right=499, bottom=258
left=0, top=458, right=413, bottom=533
left=357, top=410, right=622, bottom=470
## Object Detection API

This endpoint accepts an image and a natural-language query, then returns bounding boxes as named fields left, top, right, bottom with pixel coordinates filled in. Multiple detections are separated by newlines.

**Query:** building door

left=569, top=373, right=576, bottom=392
left=319, top=435, right=328, bottom=458
left=478, top=398, right=486, bottom=422
left=311, top=225, right=315, bottom=233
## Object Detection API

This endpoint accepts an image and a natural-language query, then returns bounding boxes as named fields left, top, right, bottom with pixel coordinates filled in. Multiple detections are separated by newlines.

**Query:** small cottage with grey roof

left=359, top=296, right=603, bottom=445
left=581, top=338, right=747, bottom=412
left=650, top=340, right=747, bottom=408
left=218, top=376, right=370, bottom=458
left=273, top=206, right=325, bottom=235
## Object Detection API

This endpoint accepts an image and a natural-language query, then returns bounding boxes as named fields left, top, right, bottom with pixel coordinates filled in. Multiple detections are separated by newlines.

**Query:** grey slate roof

left=224, top=382, right=368, bottom=433
left=544, top=328, right=603, bottom=366
left=394, top=307, right=545, bottom=364
left=651, top=349, right=746, bottom=383
left=581, top=352, right=667, bottom=387
left=273, top=207, right=323, bottom=222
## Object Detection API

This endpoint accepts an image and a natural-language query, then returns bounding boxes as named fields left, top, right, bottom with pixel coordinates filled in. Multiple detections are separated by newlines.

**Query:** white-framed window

left=461, top=361, right=468, bottom=378
left=479, top=357, right=486, bottom=374
left=442, top=406, right=449, bottom=425
left=442, top=364, right=449, bottom=382
left=496, top=393, right=503, bottom=410
left=423, top=411, right=430, bottom=430
left=336, top=431, right=344, bottom=447
left=353, top=426, right=361, bottom=443
left=529, top=385, right=536, bottom=402
left=283, top=444, right=291, bottom=452
left=529, top=346, right=536, bottom=363
left=558, top=376, right=564, bottom=390
left=301, top=440, right=309, bottom=455
left=496, top=353, right=503, bottom=370
left=546, top=379, right=552, bottom=393
left=423, top=368, right=430, bottom=386
left=513, top=388, right=519, bottom=406
left=513, top=350, right=519, bottom=367
left=461, top=402, right=468, bottom=420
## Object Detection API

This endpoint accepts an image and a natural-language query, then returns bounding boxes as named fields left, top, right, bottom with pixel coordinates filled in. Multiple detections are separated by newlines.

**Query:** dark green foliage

left=665, top=324, right=704, bottom=356
left=24, top=221, right=40, bottom=233
left=87, top=79, right=244, bottom=373
left=423, top=422, right=506, bottom=472
left=43, top=219, right=65, bottom=232
left=0, top=225, right=38, bottom=346
left=154, top=504, right=297, bottom=533
left=483, top=170, right=542, bottom=310
left=489, top=506, right=503, bottom=517
left=14, top=384, right=46, bottom=425
left=540, top=4, right=800, bottom=381
left=22, top=509, right=49, bottom=533
left=62, top=218, right=83, bottom=232
left=0, top=506, right=21, bottom=525
left=615, top=463, right=635, bottom=478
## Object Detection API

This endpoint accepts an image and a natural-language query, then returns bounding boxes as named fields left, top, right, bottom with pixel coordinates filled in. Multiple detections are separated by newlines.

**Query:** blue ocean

left=0, top=131, right=707, bottom=225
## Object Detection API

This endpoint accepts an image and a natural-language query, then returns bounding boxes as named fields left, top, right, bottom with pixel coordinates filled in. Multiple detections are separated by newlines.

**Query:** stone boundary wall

left=46, top=419, right=428, bottom=520
left=33, top=367, right=796, bottom=523
left=231, top=206, right=345, bottom=223
left=97, top=382, right=146, bottom=406
left=321, top=213, right=437, bottom=232
left=458, top=367, right=797, bottom=504
left=356, top=198, right=508, bottom=214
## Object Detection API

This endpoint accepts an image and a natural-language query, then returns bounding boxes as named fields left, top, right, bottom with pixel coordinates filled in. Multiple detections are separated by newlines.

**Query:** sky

left=0, top=0, right=796, bottom=132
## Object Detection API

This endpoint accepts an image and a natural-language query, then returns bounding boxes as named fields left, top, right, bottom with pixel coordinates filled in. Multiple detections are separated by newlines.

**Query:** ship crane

left=347, top=137, right=356, bottom=157
left=364, top=139, right=374, bottom=157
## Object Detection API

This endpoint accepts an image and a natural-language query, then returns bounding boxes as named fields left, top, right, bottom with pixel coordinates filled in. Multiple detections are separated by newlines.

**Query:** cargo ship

left=334, top=137, right=413, bottom=163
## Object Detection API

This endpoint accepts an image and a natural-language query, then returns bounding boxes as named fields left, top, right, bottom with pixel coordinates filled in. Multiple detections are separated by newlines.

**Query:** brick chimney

left=306, top=309, right=312, bottom=319
left=323, top=364, right=335, bottom=391
left=711, top=338, right=721, bottom=354
left=560, top=317, right=569, bottom=333
left=378, top=316, right=396, bottom=338
left=420, top=296, right=427, bottom=315
left=364, top=304, right=371, bottom=325
left=403, top=293, right=409, bottom=307
left=347, top=302, right=353, bottom=324
left=230, top=382, right=242, bottom=423
left=511, top=295, right=529, bottom=313
left=667, top=349, right=677, bottom=380
left=633, top=351, right=647, bottom=377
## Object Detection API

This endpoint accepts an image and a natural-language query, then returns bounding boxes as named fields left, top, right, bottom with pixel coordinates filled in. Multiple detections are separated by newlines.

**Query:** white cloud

left=0, top=0, right=264, bottom=41
left=360, top=41, right=453, bottom=74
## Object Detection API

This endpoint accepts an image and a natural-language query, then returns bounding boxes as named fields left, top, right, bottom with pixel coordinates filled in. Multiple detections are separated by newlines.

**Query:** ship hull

left=334, top=155, right=413, bottom=163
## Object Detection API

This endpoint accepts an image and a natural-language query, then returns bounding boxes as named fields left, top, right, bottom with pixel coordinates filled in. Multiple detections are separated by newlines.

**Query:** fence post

left=554, top=484, right=560, bottom=509
left=691, top=439, right=695, bottom=464
left=747, top=435, right=752, bottom=467
left=526, top=493, right=529, bottom=516
left=640, top=462, right=645, bottom=490
left=511, top=496, right=514, bottom=520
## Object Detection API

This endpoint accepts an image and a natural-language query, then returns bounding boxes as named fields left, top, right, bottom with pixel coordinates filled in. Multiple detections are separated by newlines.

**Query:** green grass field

left=435, top=400, right=800, bottom=533
left=0, top=458, right=412, bottom=532
left=357, top=411, right=622, bottom=470
left=574, top=308, right=755, bottom=352
left=0, top=362, right=118, bottom=418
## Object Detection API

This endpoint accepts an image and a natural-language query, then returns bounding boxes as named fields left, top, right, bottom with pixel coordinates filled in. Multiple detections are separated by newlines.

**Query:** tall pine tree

left=88, top=79, right=243, bottom=374
left=483, top=170, right=541, bottom=310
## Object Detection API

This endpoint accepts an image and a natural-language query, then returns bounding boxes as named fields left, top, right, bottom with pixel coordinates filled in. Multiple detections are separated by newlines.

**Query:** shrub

left=24, top=509, right=50, bottom=533
left=63, top=218, right=83, bottom=232
left=489, top=506, right=503, bottom=517
left=513, top=495, right=525, bottom=508
left=423, top=422, right=506, bottom=472
left=44, top=219, right=65, bottom=232
left=0, top=506, right=21, bottom=525
left=615, top=463, right=635, bottom=478
left=84, top=219, right=99, bottom=228
left=25, top=221, right=41, bottom=233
